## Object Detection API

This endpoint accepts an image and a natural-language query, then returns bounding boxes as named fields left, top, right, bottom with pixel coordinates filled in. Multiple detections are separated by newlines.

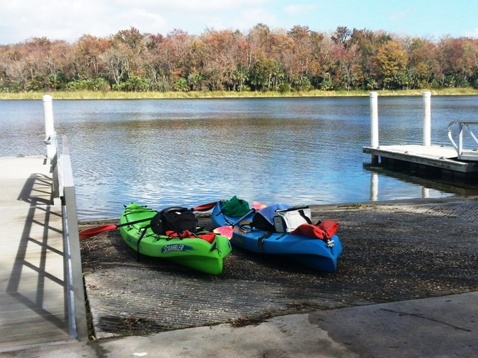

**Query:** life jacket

left=291, top=219, right=339, bottom=240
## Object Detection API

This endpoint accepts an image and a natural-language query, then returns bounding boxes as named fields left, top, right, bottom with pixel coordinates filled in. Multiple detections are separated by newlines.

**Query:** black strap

left=258, top=231, right=272, bottom=251
left=136, top=226, right=149, bottom=261
left=298, top=209, right=312, bottom=224
left=150, top=213, right=163, bottom=235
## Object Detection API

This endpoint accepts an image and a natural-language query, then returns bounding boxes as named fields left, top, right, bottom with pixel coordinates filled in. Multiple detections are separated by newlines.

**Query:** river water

left=2, top=95, right=477, bottom=220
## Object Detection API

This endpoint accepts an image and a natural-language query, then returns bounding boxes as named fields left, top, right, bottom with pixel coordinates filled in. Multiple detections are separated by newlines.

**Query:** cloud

left=115, top=0, right=268, bottom=11
left=388, top=9, right=413, bottom=22
left=466, top=27, right=478, bottom=38
left=1, top=0, right=475, bottom=44
left=284, top=4, right=316, bottom=16
left=0, top=0, right=277, bottom=43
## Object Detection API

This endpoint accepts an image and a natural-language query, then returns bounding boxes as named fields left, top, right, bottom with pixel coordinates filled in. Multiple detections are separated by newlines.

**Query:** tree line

left=1, top=24, right=478, bottom=93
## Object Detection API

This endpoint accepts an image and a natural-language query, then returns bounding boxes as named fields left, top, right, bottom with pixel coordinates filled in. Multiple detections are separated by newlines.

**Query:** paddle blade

left=214, top=226, right=233, bottom=239
left=79, top=224, right=117, bottom=240
left=252, top=201, right=267, bottom=210
left=193, top=201, right=217, bottom=212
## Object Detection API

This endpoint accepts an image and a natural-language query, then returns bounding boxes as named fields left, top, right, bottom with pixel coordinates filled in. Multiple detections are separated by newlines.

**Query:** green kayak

left=118, top=203, right=232, bottom=275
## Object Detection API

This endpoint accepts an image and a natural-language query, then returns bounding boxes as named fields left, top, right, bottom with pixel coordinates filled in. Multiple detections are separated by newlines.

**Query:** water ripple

left=2, top=97, right=473, bottom=219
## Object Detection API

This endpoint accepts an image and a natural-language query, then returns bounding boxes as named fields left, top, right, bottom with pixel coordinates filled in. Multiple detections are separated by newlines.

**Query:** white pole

left=423, top=91, right=431, bottom=146
left=422, top=187, right=430, bottom=199
left=42, top=94, right=56, bottom=160
left=43, top=94, right=54, bottom=140
left=370, top=172, right=378, bottom=201
left=370, top=92, right=379, bottom=148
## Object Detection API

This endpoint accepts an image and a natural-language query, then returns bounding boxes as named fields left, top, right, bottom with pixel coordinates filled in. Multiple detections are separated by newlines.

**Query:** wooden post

left=423, top=91, right=431, bottom=146
left=370, top=92, right=379, bottom=164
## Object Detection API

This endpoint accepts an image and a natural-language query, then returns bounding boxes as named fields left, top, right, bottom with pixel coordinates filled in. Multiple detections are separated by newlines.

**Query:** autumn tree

left=106, top=27, right=148, bottom=91
left=347, top=29, right=392, bottom=90
left=405, top=37, right=438, bottom=89
left=155, top=29, right=198, bottom=91
left=0, top=25, right=477, bottom=93
left=71, top=35, right=110, bottom=90
left=374, top=40, right=408, bottom=89
left=74, top=35, right=110, bottom=78
left=10, top=38, right=75, bottom=91
left=199, top=29, right=249, bottom=91
left=140, top=33, right=169, bottom=91
left=285, top=25, right=322, bottom=91
left=330, top=26, right=358, bottom=90
left=437, top=37, right=478, bottom=87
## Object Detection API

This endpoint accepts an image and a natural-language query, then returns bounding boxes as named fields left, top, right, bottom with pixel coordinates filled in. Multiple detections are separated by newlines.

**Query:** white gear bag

left=273, top=206, right=312, bottom=233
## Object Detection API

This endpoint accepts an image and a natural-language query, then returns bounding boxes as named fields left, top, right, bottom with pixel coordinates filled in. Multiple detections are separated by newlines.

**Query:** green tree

left=248, top=57, right=282, bottom=91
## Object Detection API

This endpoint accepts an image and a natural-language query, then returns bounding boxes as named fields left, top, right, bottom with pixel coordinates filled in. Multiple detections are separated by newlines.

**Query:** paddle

left=79, top=217, right=157, bottom=239
left=213, top=201, right=267, bottom=238
left=251, top=201, right=267, bottom=210
left=191, top=201, right=217, bottom=212
left=79, top=201, right=219, bottom=240
left=213, top=208, right=257, bottom=239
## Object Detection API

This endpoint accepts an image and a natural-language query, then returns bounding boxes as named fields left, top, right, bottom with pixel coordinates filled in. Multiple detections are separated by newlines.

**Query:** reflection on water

left=1, top=96, right=477, bottom=220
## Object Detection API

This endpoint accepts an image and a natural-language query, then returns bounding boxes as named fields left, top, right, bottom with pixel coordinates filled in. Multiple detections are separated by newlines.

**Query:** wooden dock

left=0, top=156, right=74, bottom=352
left=363, top=144, right=478, bottom=182
left=365, top=92, right=478, bottom=184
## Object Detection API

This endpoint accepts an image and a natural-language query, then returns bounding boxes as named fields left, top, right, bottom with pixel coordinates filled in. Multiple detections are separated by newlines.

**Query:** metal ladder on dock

left=447, top=120, right=478, bottom=161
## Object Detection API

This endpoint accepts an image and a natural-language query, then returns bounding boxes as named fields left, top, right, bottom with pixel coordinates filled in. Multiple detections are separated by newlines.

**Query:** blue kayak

left=211, top=201, right=342, bottom=273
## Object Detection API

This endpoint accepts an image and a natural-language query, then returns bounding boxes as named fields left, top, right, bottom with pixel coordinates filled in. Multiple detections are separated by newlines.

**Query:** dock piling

left=423, top=91, right=431, bottom=146
left=370, top=92, right=379, bottom=164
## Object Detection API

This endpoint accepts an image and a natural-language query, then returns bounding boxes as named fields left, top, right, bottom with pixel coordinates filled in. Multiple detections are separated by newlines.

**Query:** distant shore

left=2, top=88, right=478, bottom=100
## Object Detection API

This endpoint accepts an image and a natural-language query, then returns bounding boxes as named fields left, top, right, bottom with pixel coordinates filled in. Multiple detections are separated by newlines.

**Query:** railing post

left=458, top=122, right=464, bottom=155
left=423, top=91, right=431, bottom=146
left=43, top=95, right=54, bottom=137
left=43, top=94, right=56, bottom=159
left=43, top=94, right=59, bottom=198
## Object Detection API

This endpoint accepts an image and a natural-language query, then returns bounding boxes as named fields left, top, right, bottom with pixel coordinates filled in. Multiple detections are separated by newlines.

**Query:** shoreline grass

left=1, top=88, right=478, bottom=100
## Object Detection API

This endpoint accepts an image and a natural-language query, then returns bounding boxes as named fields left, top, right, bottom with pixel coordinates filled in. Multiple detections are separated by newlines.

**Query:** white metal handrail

left=42, top=96, right=88, bottom=341
left=447, top=120, right=478, bottom=161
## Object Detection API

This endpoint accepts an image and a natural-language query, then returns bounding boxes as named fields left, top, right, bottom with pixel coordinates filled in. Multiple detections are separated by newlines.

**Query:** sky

left=1, top=0, right=477, bottom=45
